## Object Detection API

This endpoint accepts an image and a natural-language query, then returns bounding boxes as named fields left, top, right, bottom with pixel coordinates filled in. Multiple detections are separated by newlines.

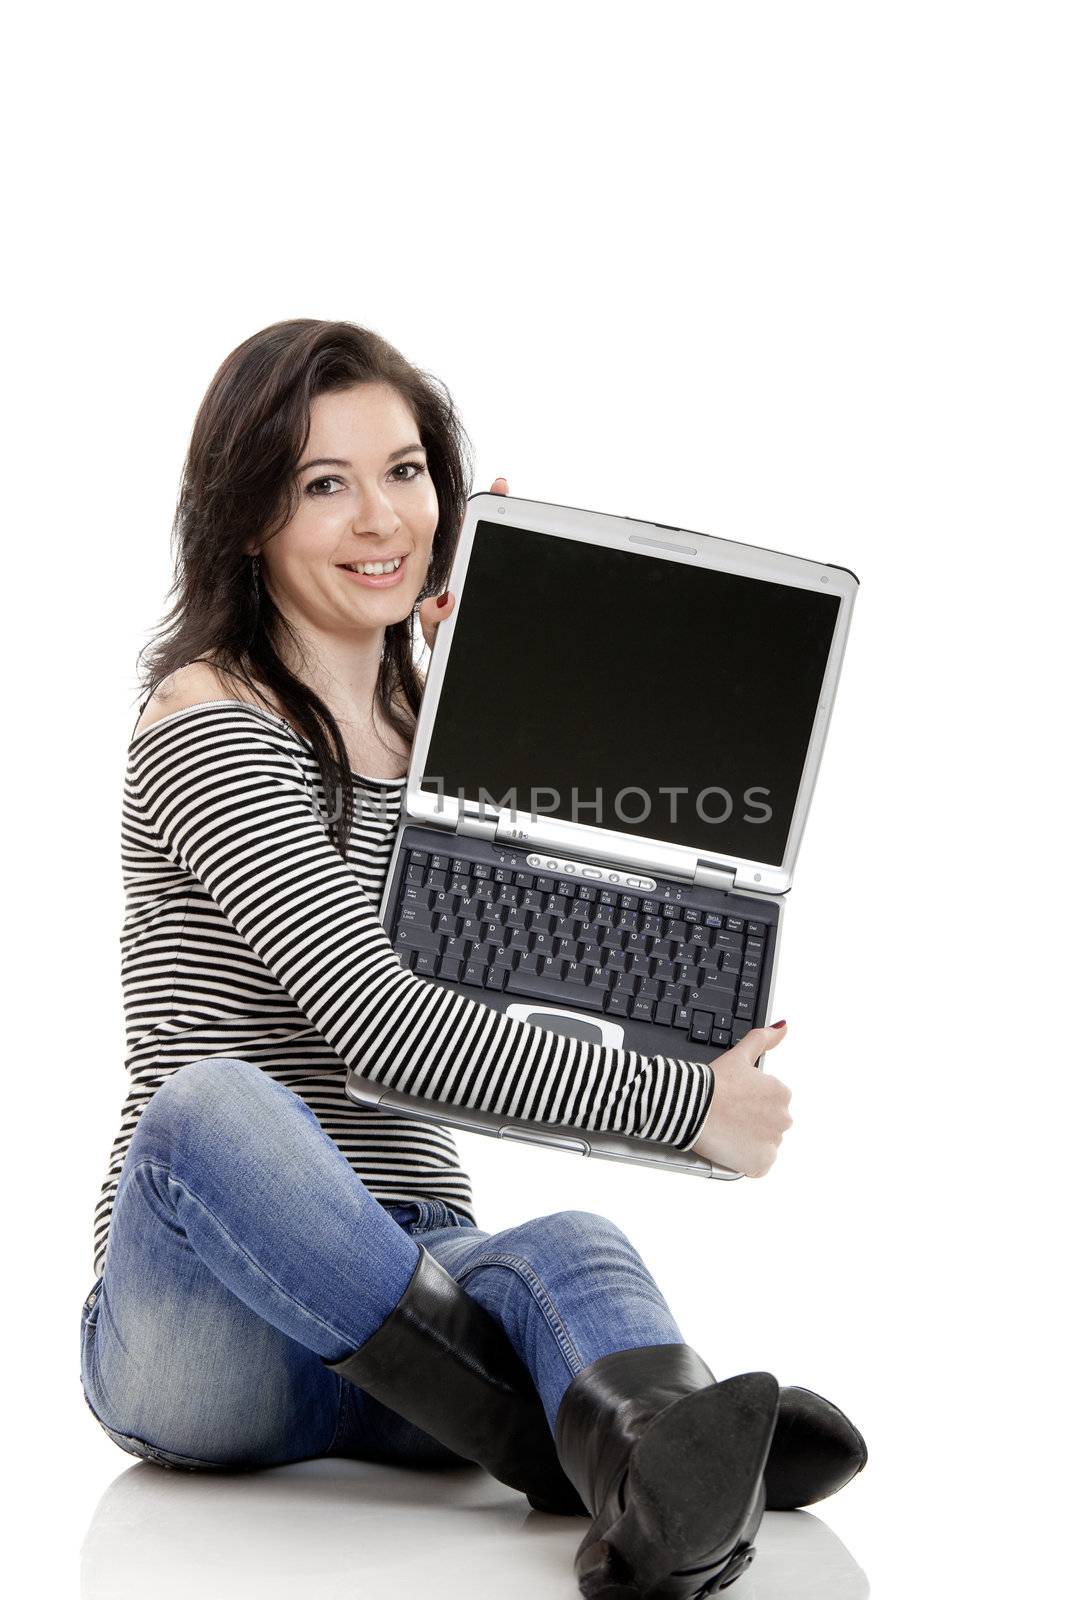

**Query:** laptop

left=342, top=493, right=858, bottom=1180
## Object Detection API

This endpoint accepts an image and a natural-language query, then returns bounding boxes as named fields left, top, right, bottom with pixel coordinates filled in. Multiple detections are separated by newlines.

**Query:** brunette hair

left=136, top=318, right=475, bottom=856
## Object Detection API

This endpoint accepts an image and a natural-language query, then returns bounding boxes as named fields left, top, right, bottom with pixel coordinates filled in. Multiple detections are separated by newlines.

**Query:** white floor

left=78, top=1452, right=870, bottom=1600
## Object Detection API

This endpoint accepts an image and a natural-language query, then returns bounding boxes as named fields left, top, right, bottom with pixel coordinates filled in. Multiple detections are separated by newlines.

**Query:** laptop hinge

left=693, top=858, right=738, bottom=891
left=455, top=810, right=499, bottom=841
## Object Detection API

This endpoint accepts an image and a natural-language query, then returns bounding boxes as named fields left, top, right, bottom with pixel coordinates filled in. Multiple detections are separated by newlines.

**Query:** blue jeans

left=79, top=1057, right=687, bottom=1472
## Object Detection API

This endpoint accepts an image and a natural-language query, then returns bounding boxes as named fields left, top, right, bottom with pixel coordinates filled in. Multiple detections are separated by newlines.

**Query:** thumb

left=417, top=589, right=455, bottom=652
left=740, top=1020, right=788, bottom=1060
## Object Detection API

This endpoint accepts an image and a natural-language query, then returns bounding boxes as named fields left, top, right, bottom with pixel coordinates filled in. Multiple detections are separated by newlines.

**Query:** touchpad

left=505, top=1002, right=625, bottom=1049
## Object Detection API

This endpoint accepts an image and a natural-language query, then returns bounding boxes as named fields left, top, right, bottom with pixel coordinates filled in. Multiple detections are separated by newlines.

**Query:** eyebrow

left=298, top=443, right=426, bottom=473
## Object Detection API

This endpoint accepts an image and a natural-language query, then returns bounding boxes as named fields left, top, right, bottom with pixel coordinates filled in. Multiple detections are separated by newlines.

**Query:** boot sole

left=574, top=1371, right=779, bottom=1599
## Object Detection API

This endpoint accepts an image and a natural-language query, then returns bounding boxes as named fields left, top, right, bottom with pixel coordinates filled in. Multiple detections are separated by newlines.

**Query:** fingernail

left=771, top=1019, right=787, bottom=1028
left=436, top=592, right=449, bottom=608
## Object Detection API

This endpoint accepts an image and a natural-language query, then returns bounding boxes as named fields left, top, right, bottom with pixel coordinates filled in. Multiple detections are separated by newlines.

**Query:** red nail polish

left=436, top=593, right=449, bottom=608
left=772, top=1019, right=787, bottom=1028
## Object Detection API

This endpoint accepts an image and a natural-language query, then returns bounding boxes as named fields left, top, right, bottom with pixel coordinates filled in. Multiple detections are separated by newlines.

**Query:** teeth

left=342, top=556, right=403, bottom=575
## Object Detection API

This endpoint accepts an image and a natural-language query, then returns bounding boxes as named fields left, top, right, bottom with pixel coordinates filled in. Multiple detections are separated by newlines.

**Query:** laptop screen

left=421, top=520, right=841, bottom=868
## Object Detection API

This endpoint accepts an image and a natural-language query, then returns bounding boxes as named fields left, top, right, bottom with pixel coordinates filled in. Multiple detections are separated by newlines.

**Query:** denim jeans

left=79, top=1057, right=686, bottom=1473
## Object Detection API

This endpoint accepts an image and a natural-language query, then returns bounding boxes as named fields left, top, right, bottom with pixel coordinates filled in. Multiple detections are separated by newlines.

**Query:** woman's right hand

left=689, top=1023, right=793, bottom=1178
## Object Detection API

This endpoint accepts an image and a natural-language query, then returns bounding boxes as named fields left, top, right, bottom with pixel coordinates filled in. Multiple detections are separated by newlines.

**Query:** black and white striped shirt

left=92, top=699, right=715, bottom=1278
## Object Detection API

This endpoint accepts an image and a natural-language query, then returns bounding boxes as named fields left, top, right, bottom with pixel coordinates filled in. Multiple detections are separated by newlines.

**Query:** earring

left=251, top=553, right=261, bottom=600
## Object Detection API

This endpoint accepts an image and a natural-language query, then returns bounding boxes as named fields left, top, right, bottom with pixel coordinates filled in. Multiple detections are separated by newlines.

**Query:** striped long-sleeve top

left=92, top=698, right=715, bottom=1279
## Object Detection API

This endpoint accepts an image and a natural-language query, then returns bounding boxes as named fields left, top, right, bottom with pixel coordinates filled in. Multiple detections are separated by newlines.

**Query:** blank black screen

left=422, top=521, right=840, bottom=866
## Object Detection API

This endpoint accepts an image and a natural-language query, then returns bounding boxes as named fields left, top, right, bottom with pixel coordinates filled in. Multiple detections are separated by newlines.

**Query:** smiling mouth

left=337, top=555, right=407, bottom=575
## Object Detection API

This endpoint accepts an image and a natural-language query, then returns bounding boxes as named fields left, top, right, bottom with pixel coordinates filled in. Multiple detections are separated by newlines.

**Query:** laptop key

left=690, top=1010, right=714, bottom=1043
left=697, top=976, right=737, bottom=1001
left=654, top=1001, right=676, bottom=1026
left=505, top=968, right=604, bottom=1012
left=463, top=961, right=487, bottom=987
left=396, top=924, right=442, bottom=954
left=630, top=996, right=655, bottom=1021
left=438, top=956, right=464, bottom=982
left=731, top=1020, right=753, bottom=1043
left=606, top=991, right=631, bottom=1016
left=413, top=950, right=439, bottom=975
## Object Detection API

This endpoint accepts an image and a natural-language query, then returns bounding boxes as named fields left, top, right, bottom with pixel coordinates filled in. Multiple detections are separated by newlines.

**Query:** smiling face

left=255, top=382, right=439, bottom=637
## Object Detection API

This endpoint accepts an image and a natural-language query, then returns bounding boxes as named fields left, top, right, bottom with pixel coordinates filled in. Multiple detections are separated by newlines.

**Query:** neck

left=276, top=618, right=389, bottom=737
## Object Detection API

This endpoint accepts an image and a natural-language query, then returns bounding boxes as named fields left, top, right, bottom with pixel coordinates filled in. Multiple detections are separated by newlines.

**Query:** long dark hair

left=136, top=318, right=475, bottom=857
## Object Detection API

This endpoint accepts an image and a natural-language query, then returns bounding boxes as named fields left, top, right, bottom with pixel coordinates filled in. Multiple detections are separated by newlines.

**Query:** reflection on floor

left=80, top=1456, right=869, bottom=1598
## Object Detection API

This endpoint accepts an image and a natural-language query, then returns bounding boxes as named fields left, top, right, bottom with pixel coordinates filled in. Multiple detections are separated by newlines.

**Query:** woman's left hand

left=416, top=476, right=508, bottom=651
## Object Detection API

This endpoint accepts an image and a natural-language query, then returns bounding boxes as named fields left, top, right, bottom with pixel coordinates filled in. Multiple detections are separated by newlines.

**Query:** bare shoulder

left=133, top=660, right=278, bottom=737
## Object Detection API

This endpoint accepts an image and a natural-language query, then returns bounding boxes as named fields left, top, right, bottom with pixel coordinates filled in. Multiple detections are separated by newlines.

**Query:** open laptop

left=342, top=493, right=858, bottom=1180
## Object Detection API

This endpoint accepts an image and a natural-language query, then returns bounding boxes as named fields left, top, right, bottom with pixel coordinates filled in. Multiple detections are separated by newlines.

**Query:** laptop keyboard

left=391, top=846, right=770, bottom=1053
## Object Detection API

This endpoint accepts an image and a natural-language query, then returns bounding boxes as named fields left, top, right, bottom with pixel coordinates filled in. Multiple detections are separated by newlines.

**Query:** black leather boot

left=763, top=1386, right=868, bottom=1509
left=551, top=1344, right=780, bottom=1599
left=529, top=1380, right=869, bottom=1518
left=321, top=1244, right=587, bottom=1515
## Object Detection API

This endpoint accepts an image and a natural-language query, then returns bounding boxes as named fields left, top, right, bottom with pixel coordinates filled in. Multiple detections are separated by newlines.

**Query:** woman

left=80, top=319, right=866, bottom=1599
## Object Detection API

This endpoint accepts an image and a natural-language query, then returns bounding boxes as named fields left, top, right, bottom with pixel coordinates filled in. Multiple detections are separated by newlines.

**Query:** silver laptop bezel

left=406, top=492, right=858, bottom=895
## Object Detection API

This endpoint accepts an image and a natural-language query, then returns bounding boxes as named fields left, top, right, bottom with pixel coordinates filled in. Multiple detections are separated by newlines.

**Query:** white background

left=6, top=2, right=1073, bottom=1595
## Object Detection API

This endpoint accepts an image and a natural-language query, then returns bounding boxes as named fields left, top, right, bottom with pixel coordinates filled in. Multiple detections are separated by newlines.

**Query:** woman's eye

left=391, top=461, right=427, bottom=481
left=305, top=475, right=343, bottom=496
